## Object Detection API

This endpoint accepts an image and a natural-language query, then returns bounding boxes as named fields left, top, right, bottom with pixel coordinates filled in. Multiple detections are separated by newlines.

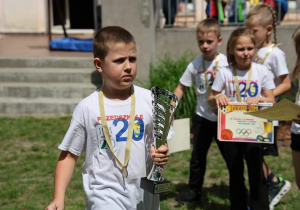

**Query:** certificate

left=218, top=103, right=273, bottom=143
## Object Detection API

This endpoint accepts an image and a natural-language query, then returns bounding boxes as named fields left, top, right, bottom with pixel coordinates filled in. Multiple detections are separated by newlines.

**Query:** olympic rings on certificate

left=236, top=128, right=252, bottom=137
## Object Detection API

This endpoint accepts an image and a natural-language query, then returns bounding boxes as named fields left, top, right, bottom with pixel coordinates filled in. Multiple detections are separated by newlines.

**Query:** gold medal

left=122, top=166, right=128, bottom=178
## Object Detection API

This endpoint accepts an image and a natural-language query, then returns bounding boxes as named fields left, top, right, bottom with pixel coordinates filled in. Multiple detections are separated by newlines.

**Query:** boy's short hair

left=196, top=18, right=221, bottom=38
left=93, top=26, right=136, bottom=60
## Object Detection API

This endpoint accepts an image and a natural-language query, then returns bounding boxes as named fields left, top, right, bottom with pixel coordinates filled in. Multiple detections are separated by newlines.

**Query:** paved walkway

left=0, top=34, right=93, bottom=58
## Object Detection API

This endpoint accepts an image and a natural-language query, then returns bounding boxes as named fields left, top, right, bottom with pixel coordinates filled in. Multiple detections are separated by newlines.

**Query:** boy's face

left=95, top=42, right=137, bottom=93
left=233, top=36, right=255, bottom=70
left=245, top=19, right=272, bottom=48
left=197, top=32, right=222, bottom=60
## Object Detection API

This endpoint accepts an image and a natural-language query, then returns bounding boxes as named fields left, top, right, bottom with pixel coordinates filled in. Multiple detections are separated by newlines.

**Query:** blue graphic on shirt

left=230, top=81, right=258, bottom=98
left=96, top=118, right=145, bottom=151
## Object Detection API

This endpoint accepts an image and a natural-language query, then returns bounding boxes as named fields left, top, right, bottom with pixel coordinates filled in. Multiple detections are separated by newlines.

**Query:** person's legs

left=291, top=133, right=300, bottom=189
left=263, top=127, right=290, bottom=209
left=223, top=142, right=248, bottom=210
left=292, top=150, right=300, bottom=189
left=163, top=0, right=177, bottom=26
left=189, top=116, right=216, bottom=191
left=245, top=145, right=269, bottom=210
left=176, top=115, right=215, bottom=202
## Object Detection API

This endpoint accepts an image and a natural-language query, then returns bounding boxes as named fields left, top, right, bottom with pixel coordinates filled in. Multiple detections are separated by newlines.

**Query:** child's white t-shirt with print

left=179, top=53, right=228, bottom=122
left=255, top=44, right=289, bottom=90
left=59, top=85, right=160, bottom=210
left=212, top=63, right=275, bottom=102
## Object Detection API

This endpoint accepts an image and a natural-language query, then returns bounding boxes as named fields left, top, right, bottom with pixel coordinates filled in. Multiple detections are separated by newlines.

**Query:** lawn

left=0, top=116, right=299, bottom=209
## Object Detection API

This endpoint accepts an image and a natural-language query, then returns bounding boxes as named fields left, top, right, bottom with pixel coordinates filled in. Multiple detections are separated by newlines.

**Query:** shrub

left=147, top=52, right=197, bottom=120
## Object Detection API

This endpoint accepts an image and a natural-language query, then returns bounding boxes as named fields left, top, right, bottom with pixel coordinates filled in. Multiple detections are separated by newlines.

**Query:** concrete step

left=0, top=97, right=82, bottom=115
left=0, top=57, right=94, bottom=68
left=0, top=67, right=102, bottom=83
left=0, top=82, right=98, bottom=98
left=0, top=57, right=101, bottom=115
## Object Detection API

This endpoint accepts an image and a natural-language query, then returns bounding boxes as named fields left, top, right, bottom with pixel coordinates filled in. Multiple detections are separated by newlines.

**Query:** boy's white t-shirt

left=291, top=78, right=300, bottom=134
left=59, top=85, right=160, bottom=210
left=179, top=53, right=228, bottom=122
left=212, top=63, right=275, bottom=102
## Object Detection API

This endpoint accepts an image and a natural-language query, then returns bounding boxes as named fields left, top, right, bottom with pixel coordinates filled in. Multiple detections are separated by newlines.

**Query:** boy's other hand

left=151, top=143, right=170, bottom=166
left=45, top=201, right=64, bottom=210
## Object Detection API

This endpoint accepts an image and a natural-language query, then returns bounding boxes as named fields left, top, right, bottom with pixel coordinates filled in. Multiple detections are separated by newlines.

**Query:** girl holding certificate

left=209, top=28, right=275, bottom=210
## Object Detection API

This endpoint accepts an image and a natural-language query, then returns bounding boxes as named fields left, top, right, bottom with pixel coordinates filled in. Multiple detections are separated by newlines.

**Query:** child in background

left=174, top=18, right=228, bottom=203
left=205, top=0, right=227, bottom=21
left=245, top=4, right=291, bottom=209
left=209, top=28, right=275, bottom=209
left=290, top=26, right=300, bottom=190
left=45, top=26, right=170, bottom=210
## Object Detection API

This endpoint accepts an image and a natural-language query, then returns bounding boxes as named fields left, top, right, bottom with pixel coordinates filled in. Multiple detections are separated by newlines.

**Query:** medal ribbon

left=98, top=86, right=135, bottom=176
left=258, top=43, right=281, bottom=65
left=202, top=54, right=219, bottom=92
left=233, top=65, right=253, bottom=102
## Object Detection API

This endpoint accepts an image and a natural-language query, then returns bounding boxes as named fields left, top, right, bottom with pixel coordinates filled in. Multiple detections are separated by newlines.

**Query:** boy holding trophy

left=45, top=26, right=171, bottom=210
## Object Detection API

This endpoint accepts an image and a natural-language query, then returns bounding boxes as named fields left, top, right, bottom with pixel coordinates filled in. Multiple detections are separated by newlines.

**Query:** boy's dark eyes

left=113, top=57, right=136, bottom=63
left=129, top=57, right=137, bottom=62
left=114, top=58, right=125, bottom=63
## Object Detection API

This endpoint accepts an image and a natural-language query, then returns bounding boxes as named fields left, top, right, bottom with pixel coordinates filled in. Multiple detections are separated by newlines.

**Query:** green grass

left=0, top=116, right=299, bottom=209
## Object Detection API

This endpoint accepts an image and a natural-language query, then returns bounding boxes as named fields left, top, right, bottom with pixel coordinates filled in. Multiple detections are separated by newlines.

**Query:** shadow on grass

left=161, top=182, right=230, bottom=209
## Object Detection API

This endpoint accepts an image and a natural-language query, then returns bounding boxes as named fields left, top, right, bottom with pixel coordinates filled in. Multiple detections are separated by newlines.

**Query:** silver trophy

left=140, top=86, right=178, bottom=194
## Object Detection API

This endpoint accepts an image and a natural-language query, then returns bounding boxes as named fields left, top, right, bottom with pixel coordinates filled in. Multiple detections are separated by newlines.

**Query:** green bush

left=147, top=52, right=197, bottom=119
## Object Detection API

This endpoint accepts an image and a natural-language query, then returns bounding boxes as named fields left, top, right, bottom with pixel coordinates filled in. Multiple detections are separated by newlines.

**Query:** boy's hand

left=45, top=201, right=64, bottom=210
left=150, top=143, right=170, bottom=166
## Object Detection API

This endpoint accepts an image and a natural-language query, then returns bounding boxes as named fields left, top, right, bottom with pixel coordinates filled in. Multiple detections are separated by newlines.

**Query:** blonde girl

left=290, top=26, right=300, bottom=190
left=245, top=4, right=291, bottom=209
left=209, top=28, right=275, bottom=210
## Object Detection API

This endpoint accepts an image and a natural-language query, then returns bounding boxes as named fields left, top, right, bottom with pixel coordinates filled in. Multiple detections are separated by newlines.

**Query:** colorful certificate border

left=218, top=103, right=274, bottom=144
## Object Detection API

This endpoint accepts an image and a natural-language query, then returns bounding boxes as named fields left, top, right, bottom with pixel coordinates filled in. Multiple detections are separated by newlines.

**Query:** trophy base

left=140, top=177, right=171, bottom=194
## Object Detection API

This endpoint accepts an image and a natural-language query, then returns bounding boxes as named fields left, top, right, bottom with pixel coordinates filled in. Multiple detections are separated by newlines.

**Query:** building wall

left=155, top=26, right=297, bottom=71
left=0, top=0, right=47, bottom=33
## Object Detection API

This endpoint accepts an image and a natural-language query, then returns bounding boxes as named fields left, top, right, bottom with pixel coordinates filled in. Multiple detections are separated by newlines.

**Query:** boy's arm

left=273, top=74, right=291, bottom=97
left=45, top=151, right=78, bottom=210
left=173, top=83, right=188, bottom=102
